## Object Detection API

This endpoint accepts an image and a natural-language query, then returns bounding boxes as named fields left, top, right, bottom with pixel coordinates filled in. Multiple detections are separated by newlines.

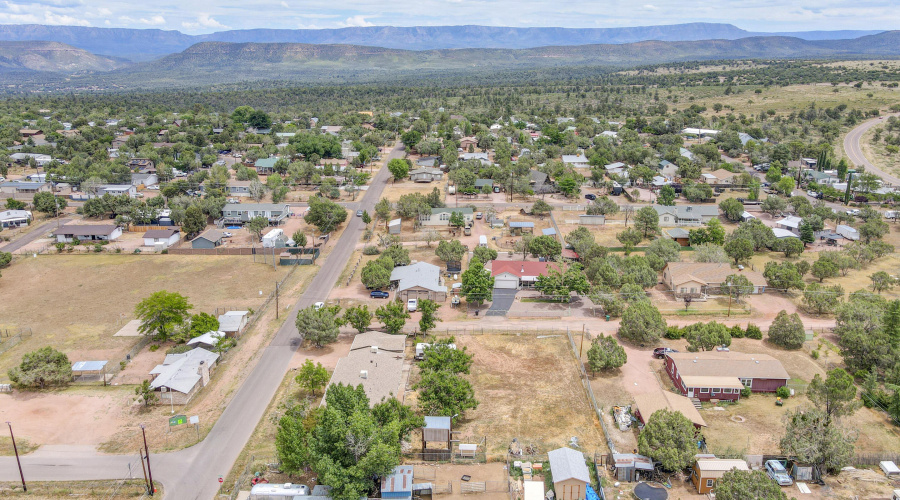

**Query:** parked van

left=478, top=235, right=488, bottom=247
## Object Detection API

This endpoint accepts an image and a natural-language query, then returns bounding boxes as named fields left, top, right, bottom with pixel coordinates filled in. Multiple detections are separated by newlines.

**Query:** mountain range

left=0, top=23, right=884, bottom=62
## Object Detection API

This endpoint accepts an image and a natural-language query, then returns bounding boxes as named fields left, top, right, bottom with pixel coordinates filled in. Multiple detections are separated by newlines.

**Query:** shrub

left=665, top=326, right=683, bottom=339
left=149, top=344, right=160, bottom=352
left=741, top=387, right=751, bottom=398
left=362, top=246, right=381, bottom=255
left=745, top=324, right=763, bottom=339
left=811, top=350, right=820, bottom=359
left=776, top=386, right=791, bottom=398
left=730, top=325, right=745, bottom=338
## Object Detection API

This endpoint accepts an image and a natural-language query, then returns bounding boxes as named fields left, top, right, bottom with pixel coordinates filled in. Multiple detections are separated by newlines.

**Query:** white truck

left=415, top=342, right=457, bottom=360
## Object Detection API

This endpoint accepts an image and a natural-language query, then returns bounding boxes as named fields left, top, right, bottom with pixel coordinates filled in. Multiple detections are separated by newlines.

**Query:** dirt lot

left=418, top=334, right=605, bottom=461
left=0, top=254, right=294, bottom=380
left=412, top=462, right=510, bottom=500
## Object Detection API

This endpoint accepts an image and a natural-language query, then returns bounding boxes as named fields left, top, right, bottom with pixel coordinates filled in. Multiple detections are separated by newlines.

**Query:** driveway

left=486, top=288, right=517, bottom=316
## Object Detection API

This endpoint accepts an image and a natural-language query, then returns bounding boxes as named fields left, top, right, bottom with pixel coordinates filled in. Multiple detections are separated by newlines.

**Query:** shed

left=613, top=453, right=654, bottom=482
left=578, top=214, right=605, bottom=225
left=422, top=416, right=452, bottom=460
left=523, top=481, right=545, bottom=500
left=836, top=224, right=860, bottom=241
left=881, top=461, right=900, bottom=477
left=187, top=331, right=225, bottom=350
left=691, top=458, right=749, bottom=494
left=792, top=462, right=817, bottom=481
left=548, top=447, right=590, bottom=500
left=381, top=465, right=414, bottom=500
left=509, top=221, right=535, bottom=235
left=388, top=218, right=401, bottom=235
left=542, top=228, right=557, bottom=236
left=192, top=229, right=225, bottom=249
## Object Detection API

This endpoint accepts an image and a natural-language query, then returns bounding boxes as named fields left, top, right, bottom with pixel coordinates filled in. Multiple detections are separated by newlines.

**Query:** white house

left=142, top=228, right=181, bottom=249
left=218, top=310, right=249, bottom=336
left=0, top=209, right=32, bottom=228
left=100, top=184, right=138, bottom=198
left=562, top=154, right=589, bottom=168
left=131, top=173, right=159, bottom=187
left=52, top=224, right=122, bottom=243
left=775, top=216, right=803, bottom=235
left=149, top=348, right=219, bottom=404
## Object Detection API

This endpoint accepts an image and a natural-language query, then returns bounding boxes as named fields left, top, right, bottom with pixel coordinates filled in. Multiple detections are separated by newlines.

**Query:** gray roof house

left=418, top=207, right=474, bottom=227
left=409, top=167, right=443, bottom=183
left=548, top=447, right=590, bottom=500
left=0, top=209, right=32, bottom=228
left=221, top=203, right=291, bottom=224
left=390, top=262, right=447, bottom=302
left=530, top=170, right=555, bottom=194
left=653, top=205, right=719, bottom=227
left=191, top=229, right=225, bottom=249
left=217, top=310, right=249, bottom=336
left=474, top=179, right=494, bottom=190
left=0, top=181, right=51, bottom=195
left=52, top=224, right=122, bottom=243
left=149, top=347, right=219, bottom=404
left=562, top=154, right=589, bottom=168
left=131, top=173, right=158, bottom=187
left=326, top=331, right=406, bottom=407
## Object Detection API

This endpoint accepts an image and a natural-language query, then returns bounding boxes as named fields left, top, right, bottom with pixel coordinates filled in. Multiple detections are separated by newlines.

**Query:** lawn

left=423, top=333, right=605, bottom=460
left=0, top=254, right=294, bottom=381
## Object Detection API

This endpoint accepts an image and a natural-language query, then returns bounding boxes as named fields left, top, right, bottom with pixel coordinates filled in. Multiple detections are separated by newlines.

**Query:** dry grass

left=0, top=435, right=37, bottom=456
left=382, top=179, right=448, bottom=203
left=0, top=480, right=160, bottom=499
left=0, top=254, right=295, bottom=380
left=860, top=125, right=900, bottom=181
left=441, top=334, right=605, bottom=460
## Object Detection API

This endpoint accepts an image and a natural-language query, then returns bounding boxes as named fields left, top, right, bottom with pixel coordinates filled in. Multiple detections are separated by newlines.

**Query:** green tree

left=182, top=205, right=207, bottom=237
left=693, top=243, right=729, bottom=263
left=616, top=227, right=643, bottom=253
left=719, top=198, right=744, bottom=222
left=528, top=235, right=562, bottom=259
left=761, top=195, right=787, bottom=217
left=7, top=346, right=72, bottom=389
left=361, top=210, right=372, bottom=225
left=418, top=299, right=441, bottom=335
left=780, top=407, right=855, bottom=473
left=473, top=246, right=498, bottom=262
left=645, top=238, right=681, bottom=265
left=246, top=215, right=269, bottom=241
left=683, top=321, right=732, bottom=351
left=721, top=274, right=754, bottom=303
left=637, top=409, right=698, bottom=471
left=811, top=259, right=838, bottom=282
left=134, top=379, right=158, bottom=406
left=275, top=403, right=313, bottom=476
left=460, top=257, right=493, bottom=306
left=436, top=239, right=465, bottom=264
left=305, top=196, right=348, bottom=234
left=0, top=252, right=11, bottom=268
left=870, top=271, right=897, bottom=293
left=714, top=469, right=787, bottom=500
left=859, top=218, right=889, bottom=243
left=619, top=301, right=666, bottom=344
left=724, top=237, right=754, bottom=265
left=799, top=221, right=815, bottom=245
left=588, top=196, right=619, bottom=216
left=586, top=333, right=627, bottom=374
left=343, top=305, right=373, bottom=334
left=5, top=198, right=25, bottom=210
left=448, top=211, right=466, bottom=228
left=731, top=219, right=775, bottom=250
left=189, top=312, right=219, bottom=338
left=802, top=283, right=844, bottom=314
left=32, top=191, right=67, bottom=215
left=415, top=370, right=478, bottom=417
left=808, top=368, right=860, bottom=422
left=134, top=291, right=193, bottom=341
left=292, top=230, right=307, bottom=249
left=388, top=158, right=410, bottom=183
left=634, top=206, right=660, bottom=238
left=361, top=258, right=393, bottom=289
left=776, top=237, right=804, bottom=258
left=419, top=339, right=473, bottom=374
left=657, top=185, right=676, bottom=206
left=296, top=305, right=340, bottom=348
left=768, top=310, right=806, bottom=349
left=531, top=199, right=552, bottom=215
left=375, top=300, right=410, bottom=335
left=296, top=359, right=330, bottom=396
left=374, top=198, right=392, bottom=226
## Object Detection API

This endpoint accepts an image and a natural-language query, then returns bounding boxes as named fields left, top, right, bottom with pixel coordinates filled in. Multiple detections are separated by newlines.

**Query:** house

left=100, top=184, right=138, bottom=198
left=381, top=466, right=414, bottom=500
left=415, top=156, right=440, bottom=168
left=388, top=218, right=401, bottom=235
left=187, top=331, right=225, bottom=350
left=612, top=453, right=654, bottom=483
left=390, top=262, right=447, bottom=302
left=605, top=162, right=627, bottom=175
left=707, top=169, right=737, bottom=185
left=326, top=331, right=406, bottom=407
left=666, top=228, right=691, bottom=246
left=738, top=132, right=756, bottom=146
left=474, top=179, right=494, bottom=191
left=460, top=152, right=491, bottom=165
left=775, top=216, right=803, bottom=235
left=217, top=310, right=249, bottom=336
left=254, top=157, right=279, bottom=175
left=0, top=209, right=32, bottom=228
left=665, top=351, right=790, bottom=401
left=126, top=158, right=154, bottom=171
left=600, top=130, right=618, bottom=139
left=801, top=157, right=817, bottom=168
left=221, top=203, right=291, bottom=225
left=530, top=169, right=555, bottom=194
left=653, top=205, right=719, bottom=226
left=131, top=173, right=158, bottom=187
left=547, top=447, right=590, bottom=500
left=9, top=153, right=52, bottom=166
left=0, top=181, right=51, bottom=196
left=142, top=228, right=181, bottom=249
left=224, top=180, right=252, bottom=197
left=149, top=348, right=219, bottom=405
left=662, top=262, right=767, bottom=298
left=805, top=170, right=840, bottom=186
left=633, top=391, right=707, bottom=428
left=658, top=160, right=678, bottom=180
left=418, top=207, right=474, bottom=227
left=459, top=136, right=478, bottom=150
left=24, top=173, right=47, bottom=182
left=679, top=147, right=695, bottom=161
left=491, top=261, right=559, bottom=290
left=52, top=224, right=121, bottom=243
left=19, top=128, right=42, bottom=138
left=562, top=154, right=589, bottom=168
left=409, top=167, right=443, bottom=183
left=681, top=128, right=719, bottom=137
left=191, top=229, right=225, bottom=249
left=692, top=458, right=750, bottom=494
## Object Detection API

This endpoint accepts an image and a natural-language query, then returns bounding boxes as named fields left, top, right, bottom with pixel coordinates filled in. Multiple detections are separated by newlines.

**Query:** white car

left=147, top=184, right=160, bottom=190
left=407, top=299, right=418, bottom=312
left=765, top=460, right=793, bottom=486
left=806, top=190, right=818, bottom=198
left=222, top=232, right=233, bottom=238
left=313, top=301, right=325, bottom=311
left=846, top=209, right=861, bottom=216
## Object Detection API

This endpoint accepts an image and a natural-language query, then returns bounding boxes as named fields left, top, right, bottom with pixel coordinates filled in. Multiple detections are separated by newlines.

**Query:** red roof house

left=490, top=260, right=558, bottom=289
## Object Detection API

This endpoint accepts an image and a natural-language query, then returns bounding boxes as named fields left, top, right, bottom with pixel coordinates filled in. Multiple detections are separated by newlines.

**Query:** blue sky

left=0, top=0, right=896, bottom=34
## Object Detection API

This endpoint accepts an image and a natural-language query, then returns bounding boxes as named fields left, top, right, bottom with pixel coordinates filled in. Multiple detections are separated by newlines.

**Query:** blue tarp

left=586, top=485, right=601, bottom=500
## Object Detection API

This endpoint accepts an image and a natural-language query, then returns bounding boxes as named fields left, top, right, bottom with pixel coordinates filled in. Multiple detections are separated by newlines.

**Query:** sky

left=0, top=0, right=897, bottom=34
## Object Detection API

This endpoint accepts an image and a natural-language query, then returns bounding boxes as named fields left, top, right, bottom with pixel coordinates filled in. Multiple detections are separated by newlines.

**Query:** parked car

left=313, top=301, right=325, bottom=311
left=846, top=209, right=861, bottom=216
left=807, top=190, right=819, bottom=198
left=765, top=460, right=793, bottom=486
left=475, top=212, right=483, bottom=219
left=585, top=193, right=597, bottom=200
left=222, top=232, right=233, bottom=238
left=147, top=184, right=160, bottom=190
left=653, top=347, right=678, bottom=359
left=356, top=209, right=363, bottom=217
left=407, top=298, right=418, bottom=312
left=370, top=290, right=390, bottom=299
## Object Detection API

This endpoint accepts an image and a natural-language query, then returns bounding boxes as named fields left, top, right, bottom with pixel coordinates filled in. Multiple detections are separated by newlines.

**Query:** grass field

left=437, top=334, right=605, bottom=460
left=0, top=480, right=161, bottom=499
left=0, top=254, right=293, bottom=381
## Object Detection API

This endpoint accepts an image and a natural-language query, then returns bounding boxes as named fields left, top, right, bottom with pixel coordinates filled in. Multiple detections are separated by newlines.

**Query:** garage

left=493, top=274, right=520, bottom=290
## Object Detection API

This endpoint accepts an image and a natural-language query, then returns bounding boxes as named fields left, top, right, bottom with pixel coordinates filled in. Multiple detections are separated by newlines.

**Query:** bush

left=730, top=325, right=744, bottom=338
left=745, top=324, right=763, bottom=339
left=811, top=350, right=820, bottom=359
left=665, top=326, right=683, bottom=339
left=362, top=246, right=381, bottom=255
left=149, top=344, right=160, bottom=352
left=741, top=387, right=751, bottom=398
left=776, top=386, right=791, bottom=398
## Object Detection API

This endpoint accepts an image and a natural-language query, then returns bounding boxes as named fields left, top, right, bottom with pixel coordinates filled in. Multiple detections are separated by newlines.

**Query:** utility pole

left=140, top=424, right=154, bottom=496
left=579, top=324, right=586, bottom=358
left=139, top=449, right=150, bottom=494
left=6, top=422, right=26, bottom=492
left=275, top=281, right=280, bottom=320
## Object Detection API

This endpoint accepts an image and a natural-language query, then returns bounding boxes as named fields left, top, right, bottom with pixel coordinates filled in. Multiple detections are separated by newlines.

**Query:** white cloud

left=643, top=4, right=659, bottom=10
left=182, top=14, right=230, bottom=31
left=42, top=11, right=90, bottom=26
left=281, top=1, right=289, bottom=7
left=340, top=15, right=374, bottom=27
left=140, top=15, right=165, bottom=26
left=96, top=7, right=111, bottom=16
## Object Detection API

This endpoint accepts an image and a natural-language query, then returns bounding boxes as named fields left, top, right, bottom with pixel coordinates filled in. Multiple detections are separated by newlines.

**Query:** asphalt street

left=843, top=113, right=900, bottom=186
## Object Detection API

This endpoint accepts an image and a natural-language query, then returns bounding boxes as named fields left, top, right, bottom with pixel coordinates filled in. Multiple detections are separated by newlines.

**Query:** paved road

left=0, top=144, right=404, bottom=497
left=844, top=113, right=900, bottom=186
left=0, top=217, right=72, bottom=253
